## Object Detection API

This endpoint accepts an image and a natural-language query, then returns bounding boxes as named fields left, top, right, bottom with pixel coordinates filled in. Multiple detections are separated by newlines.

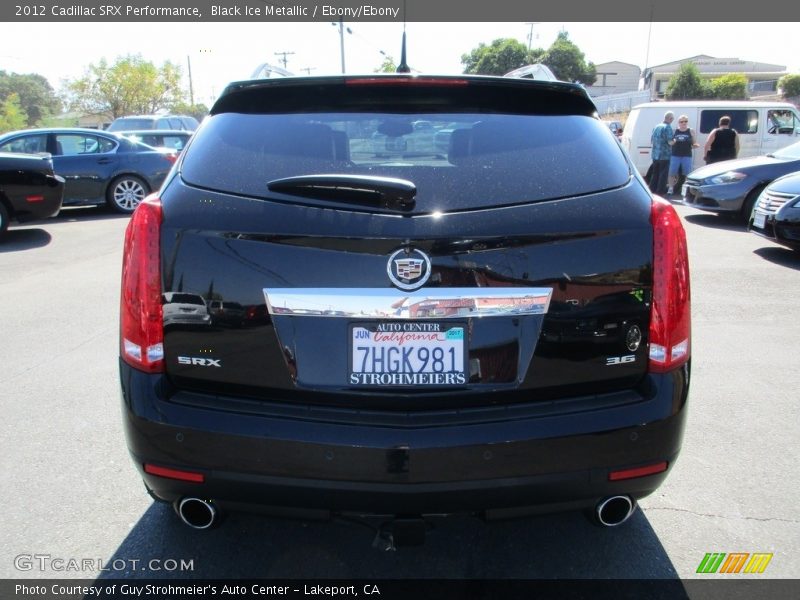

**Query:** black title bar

left=2, top=0, right=800, bottom=22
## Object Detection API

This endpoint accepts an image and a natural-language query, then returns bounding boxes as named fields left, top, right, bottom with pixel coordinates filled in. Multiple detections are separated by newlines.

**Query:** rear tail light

left=162, top=151, right=178, bottom=165
left=649, top=198, right=691, bottom=373
left=120, top=195, right=164, bottom=373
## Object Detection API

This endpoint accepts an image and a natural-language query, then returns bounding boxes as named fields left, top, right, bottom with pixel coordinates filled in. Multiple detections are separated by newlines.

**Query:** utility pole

left=338, top=19, right=346, bottom=73
left=525, top=22, right=539, bottom=51
left=274, top=51, right=295, bottom=70
left=186, top=55, right=194, bottom=106
left=644, top=6, right=654, bottom=73
left=300, top=67, right=316, bottom=75
left=330, top=19, right=351, bottom=73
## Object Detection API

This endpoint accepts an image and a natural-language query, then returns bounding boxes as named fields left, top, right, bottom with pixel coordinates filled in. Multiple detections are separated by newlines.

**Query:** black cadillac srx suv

left=119, top=75, right=691, bottom=535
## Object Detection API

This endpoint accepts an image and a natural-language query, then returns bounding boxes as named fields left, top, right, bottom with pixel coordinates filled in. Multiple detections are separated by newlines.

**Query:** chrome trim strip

left=264, top=287, right=552, bottom=319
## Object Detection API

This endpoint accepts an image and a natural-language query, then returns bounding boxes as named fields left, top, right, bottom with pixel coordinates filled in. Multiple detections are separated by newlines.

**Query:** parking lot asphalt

left=1, top=203, right=798, bottom=586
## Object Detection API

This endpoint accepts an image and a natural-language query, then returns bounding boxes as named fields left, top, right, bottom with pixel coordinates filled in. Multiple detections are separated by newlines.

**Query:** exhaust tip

left=595, top=495, right=636, bottom=527
left=176, top=497, right=217, bottom=529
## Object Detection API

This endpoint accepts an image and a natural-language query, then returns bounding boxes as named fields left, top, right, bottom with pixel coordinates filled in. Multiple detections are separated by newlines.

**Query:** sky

left=1, top=21, right=799, bottom=107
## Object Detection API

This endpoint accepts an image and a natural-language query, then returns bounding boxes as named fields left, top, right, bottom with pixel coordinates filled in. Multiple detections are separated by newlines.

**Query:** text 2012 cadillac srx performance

left=119, top=74, right=691, bottom=540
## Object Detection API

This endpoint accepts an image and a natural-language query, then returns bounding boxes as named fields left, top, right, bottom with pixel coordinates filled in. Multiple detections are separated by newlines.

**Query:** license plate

left=681, top=184, right=688, bottom=197
left=349, top=322, right=467, bottom=386
left=753, top=211, right=766, bottom=229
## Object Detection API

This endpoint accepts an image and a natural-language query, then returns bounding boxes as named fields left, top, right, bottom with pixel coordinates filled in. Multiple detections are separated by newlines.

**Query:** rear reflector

left=25, top=195, right=45, bottom=203
left=649, top=198, right=691, bottom=373
left=120, top=195, right=164, bottom=373
left=144, top=464, right=204, bottom=483
left=609, top=461, right=668, bottom=481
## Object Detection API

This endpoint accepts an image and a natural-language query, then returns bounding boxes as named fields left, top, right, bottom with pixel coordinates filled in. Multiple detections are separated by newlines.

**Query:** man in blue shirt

left=649, top=111, right=674, bottom=196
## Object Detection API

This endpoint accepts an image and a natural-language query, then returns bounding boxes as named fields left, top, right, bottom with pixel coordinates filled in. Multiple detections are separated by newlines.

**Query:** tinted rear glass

left=699, top=110, right=758, bottom=134
left=167, top=294, right=206, bottom=305
left=181, top=112, right=630, bottom=211
left=108, top=118, right=156, bottom=131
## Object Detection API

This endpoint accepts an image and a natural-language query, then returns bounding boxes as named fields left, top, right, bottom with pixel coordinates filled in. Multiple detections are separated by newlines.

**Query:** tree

left=62, top=54, right=185, bottom=119
left=0, top=93, right=28, bottom=133
left=461, top=33, right=594, bottom=84
left=778, top=74, right=800, bottom=98
left=461, top=38, right=536, bottom=76
left=0, top=71, right=61, bottom=125
left=375, top=56, right=397, bottom=73
left=665, top=63, right=710, bottom=100
left=170, top=101, right=210, bottom=122
left=541, top=32, right=596, bottom=85
left=40, top=114, right=80, bottom=127
left=710, top=74, right=748, bottom=100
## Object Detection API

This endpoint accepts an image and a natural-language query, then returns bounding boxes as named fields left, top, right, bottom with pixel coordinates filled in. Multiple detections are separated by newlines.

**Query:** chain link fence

left=592, top=91, right=652, bottom=116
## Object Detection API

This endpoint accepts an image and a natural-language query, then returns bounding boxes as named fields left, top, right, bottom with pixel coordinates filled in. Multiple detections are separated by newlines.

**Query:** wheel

left=106, top=175, right=149, bottom=214
left=0, top=202, right=9, bottom=236
left=740, top=185, right=766, bottom=224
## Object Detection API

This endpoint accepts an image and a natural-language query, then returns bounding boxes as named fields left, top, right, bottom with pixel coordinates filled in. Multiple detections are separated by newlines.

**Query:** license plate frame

left=348, top=321, right=468, bottom=387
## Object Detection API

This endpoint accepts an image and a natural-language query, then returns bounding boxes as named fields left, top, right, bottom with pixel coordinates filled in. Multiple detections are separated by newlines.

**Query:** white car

left=162, top=293, right=210, bottom=327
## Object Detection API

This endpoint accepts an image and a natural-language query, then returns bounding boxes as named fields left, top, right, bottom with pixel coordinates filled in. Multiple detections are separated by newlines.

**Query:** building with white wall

left=643, top=55, right=787, bottom=99
left=586, top=61, right=641, bottom=97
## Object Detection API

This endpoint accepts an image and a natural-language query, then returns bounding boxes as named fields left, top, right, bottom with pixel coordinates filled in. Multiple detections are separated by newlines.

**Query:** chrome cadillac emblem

left=387, top=248, right=432, bottom=291
left=395, top=258, right=424, bottom=279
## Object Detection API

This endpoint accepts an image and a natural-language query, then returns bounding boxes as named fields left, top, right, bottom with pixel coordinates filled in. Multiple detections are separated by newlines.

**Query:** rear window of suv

left=108, top=118, right=157, bottom=131
left=108, top=116, right=199, bottom=132
left=180, top=86, right=631, bottom=212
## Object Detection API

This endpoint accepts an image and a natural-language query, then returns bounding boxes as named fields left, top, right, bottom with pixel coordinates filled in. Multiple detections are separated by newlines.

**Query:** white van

left=621, top=101, right=800, bottom=176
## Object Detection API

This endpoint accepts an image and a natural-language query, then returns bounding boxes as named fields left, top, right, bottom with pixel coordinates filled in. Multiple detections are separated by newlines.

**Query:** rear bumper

left=120, top=361, right=689, bottom=518
left=8, top=189, right=63, bottom=222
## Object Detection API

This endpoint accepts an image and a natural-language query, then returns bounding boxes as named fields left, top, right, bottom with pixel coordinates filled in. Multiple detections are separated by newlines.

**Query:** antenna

left=396, top=32, right=410, bottom=73
left=396, top=1, right=410, bottom=73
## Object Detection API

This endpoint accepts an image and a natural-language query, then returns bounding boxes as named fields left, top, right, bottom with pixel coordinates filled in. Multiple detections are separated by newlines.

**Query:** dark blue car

left=682, top=140, right=800, bottom=222
left=0, top=128, right=177, bottom=213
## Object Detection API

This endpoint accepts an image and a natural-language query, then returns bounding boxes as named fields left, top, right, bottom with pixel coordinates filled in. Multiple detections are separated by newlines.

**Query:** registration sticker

left=349, top=322, right=467, bottom=386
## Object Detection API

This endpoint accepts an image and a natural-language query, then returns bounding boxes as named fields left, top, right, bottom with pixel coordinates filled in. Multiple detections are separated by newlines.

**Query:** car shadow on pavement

left=96, top=501, right=683, bottom=591
left=0, top=228, right=51, bottom=252
left=682, top=213, right=745, bottom=232
left=53, top=205, right=131, bottom=223
left=753, top=246, right=800, bottom=270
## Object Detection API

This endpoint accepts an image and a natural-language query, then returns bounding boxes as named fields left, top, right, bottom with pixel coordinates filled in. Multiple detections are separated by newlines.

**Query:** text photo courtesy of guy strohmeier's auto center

left=0, top=1, right=799, bottom=596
